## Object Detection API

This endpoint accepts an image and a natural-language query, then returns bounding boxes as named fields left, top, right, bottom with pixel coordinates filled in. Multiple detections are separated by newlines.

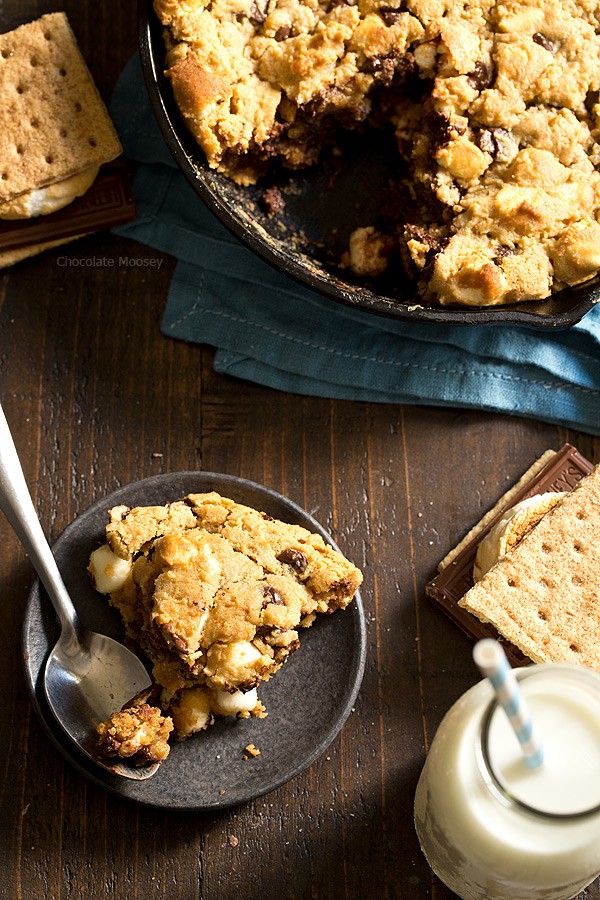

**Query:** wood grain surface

left=0, top=2, right=599, bottom=898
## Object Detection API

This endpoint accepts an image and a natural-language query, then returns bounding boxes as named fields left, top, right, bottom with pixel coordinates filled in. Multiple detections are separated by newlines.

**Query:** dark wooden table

left=1, top=2, right=599, bottom=898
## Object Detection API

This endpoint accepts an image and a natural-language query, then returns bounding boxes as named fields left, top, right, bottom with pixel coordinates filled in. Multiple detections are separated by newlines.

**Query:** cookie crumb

left=227, top=834, right=239, bottom=847
left=96, top=700, right=173, bottom=765
left=260, top=186, right=285, bottom=217
left=243, top=743, right=261, bottom=760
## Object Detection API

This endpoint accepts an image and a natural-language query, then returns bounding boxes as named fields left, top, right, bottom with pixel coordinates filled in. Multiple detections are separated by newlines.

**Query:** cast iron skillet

left=138, top=0, right=600, bottom=328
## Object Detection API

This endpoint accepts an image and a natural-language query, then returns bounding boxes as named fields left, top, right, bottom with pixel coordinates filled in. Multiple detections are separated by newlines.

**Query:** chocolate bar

left=425, top=444, right=594, bottom=666
left=0, top=159, right=136, bottom=253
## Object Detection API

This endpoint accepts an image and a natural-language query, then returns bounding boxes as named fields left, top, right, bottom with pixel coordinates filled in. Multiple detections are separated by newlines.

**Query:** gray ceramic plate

left=22, top=472, right=366, bottom=810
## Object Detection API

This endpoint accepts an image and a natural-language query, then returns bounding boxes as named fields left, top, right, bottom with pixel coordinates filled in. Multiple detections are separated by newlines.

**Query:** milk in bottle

left=414, top=664, right=600, bottom=900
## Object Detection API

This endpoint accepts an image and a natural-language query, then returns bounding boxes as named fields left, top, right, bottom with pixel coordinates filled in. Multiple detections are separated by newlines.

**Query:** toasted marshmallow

left=0, top=166, right=99, bottom=220
left=88, top=543, right=132, bottom=594
left=474, top=492, right=567, bottom=582
left=211, top=688, right=259, bottom=716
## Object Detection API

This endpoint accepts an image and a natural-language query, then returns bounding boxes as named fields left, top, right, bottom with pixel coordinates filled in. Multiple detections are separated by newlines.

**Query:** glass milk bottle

left=414, top=664, right=600, bottom=900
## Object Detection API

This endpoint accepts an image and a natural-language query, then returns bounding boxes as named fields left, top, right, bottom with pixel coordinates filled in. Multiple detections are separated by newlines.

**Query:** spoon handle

left=0, top=403, right=79, bottom=636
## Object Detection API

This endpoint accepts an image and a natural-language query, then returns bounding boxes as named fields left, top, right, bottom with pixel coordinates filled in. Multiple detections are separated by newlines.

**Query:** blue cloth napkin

left=110, top=55, right=600, bottom=434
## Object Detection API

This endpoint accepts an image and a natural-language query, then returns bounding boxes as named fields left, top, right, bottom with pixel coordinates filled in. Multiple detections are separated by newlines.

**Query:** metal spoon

left=0, top=404, right=159, bottom=780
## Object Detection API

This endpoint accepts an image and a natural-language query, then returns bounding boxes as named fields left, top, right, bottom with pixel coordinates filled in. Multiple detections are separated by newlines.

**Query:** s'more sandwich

left=426, top=445, right=600, bottom=671
left=0, top=12, right=125, bottom=266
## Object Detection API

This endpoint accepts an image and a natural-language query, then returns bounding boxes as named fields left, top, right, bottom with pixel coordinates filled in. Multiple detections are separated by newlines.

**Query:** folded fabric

left=110, top=55, right=600, bottom=435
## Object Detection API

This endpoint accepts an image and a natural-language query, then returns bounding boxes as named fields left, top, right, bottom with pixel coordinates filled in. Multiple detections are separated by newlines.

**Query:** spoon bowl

left=45, top=629, right=158, bottom=780
left=0, top=404, right=159, bottom=782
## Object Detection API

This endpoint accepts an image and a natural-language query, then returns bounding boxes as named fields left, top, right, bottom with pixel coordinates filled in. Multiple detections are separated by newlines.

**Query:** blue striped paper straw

left=473, top=639, right=544, bottom=770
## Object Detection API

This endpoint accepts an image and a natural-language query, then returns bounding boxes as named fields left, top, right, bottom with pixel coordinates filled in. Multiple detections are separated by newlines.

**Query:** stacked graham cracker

left=0, top=12, right=122, bottom=265
left=459, top=465, right=600, bottom=670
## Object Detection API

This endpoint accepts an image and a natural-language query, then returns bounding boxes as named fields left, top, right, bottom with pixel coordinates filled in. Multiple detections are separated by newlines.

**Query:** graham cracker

left=0, top=13, right=121, bottom=204
left=459, top=464, right=600, bottom=671
left=0, top=233, right=89, bottom=269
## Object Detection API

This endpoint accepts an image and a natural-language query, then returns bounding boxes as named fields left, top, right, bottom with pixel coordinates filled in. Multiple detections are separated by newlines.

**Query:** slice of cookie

left=0, top=12, right=121, bottom=214
left=90, top=492, right=363, bottom=740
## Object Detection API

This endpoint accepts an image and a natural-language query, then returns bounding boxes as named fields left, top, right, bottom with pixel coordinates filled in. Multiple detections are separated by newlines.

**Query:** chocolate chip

left=393, top=51, right=416, bottom=82
left=277, top=547, right=309, bottom=572
left=274, top=25, right=291, bottom=41
left=362, top=51, right=415, bottom=86
left=585, top=90, right=599, bottom=116
left=261, top=512, right=275, bottom=521
left=262, top=584, right=286, bottom=606
left=476, top=127, right=515, bottom=163
left=103, top=735, right=121, bottom=755
left=477, top=129, right=495, bottom=155
left=379, top=6, right=402, bottom=25
left=249, top=0, right=267, bottom=23
left=363, top=56, right=396, bottom=80
left=467, top=60, right=495, bottom=91
left=491, top=128, right=517, bottom=163
left=427, top=110, right=465, bottom=146
left=255, top=625, right=272, bottom=638
left=404, top=225, right=448, bottom=268
left=163, top=623, right=188, bottom=655
left=494, top=245, right=516, bottom=263
left=429, top=110, right=451, bottom=143
left=532, top=33, right=556, bottom=53
left=134, top=744, right=152, bottom=763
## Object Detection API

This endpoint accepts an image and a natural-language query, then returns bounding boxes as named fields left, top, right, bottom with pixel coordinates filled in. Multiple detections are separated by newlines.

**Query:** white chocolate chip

left=211, top=687, right=259, bottom=716
left=227, top=640, right=263, bottom=668
left=88, top=544, right=132, bottom=594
